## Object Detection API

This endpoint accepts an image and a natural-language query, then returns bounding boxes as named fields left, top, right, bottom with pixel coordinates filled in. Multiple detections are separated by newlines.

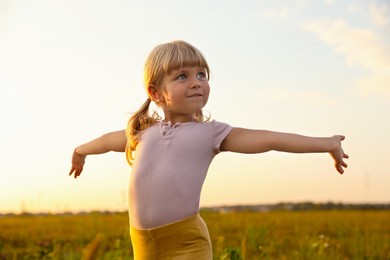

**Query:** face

left=156, top=66, right=210, bottom=122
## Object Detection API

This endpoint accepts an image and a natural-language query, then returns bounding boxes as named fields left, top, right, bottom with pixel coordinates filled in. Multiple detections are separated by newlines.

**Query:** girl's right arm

left=69, top=130, right=127, bottom=178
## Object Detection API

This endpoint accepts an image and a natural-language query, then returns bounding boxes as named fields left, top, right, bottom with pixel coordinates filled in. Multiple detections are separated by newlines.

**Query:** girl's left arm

left=220, top=128, right=349, bottom=174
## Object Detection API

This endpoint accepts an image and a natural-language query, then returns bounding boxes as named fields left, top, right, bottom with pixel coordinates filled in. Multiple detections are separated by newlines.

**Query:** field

left=0, top=210, right=389, bottom=259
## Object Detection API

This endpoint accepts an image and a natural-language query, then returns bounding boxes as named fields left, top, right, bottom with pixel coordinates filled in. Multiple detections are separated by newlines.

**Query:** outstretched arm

left=220, top=128, right=349, bottom=174
left=69, top=130, right=127, bottom=178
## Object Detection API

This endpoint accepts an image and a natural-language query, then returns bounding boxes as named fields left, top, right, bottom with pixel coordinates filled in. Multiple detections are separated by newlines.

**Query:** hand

left=329, top=135, right=349, bottom=174
left=69, top=149, right=87, bottom=179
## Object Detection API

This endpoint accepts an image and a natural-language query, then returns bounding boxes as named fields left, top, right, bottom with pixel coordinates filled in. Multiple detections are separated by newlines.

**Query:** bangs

left=162, top=43, right=210, bottom=78
left=145, top=41, right=210, bottom=87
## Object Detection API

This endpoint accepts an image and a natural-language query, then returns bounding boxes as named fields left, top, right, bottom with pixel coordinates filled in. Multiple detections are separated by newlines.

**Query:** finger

left=338, top=135, right=345, bottom=141
left=343, top=153, right=349, bottom=159
left=72, top=167, right=79, bottom=178
left=75, top=166, right=83, bottom=178
left=337, top=165, right=344, bottom=174
left=69, top=167, right=75, bottom=176
left=75, top=168, right=81, bottom=178
left=335, top=161, right=344, bottom=174
left=341, top=159, right=348, bottom=167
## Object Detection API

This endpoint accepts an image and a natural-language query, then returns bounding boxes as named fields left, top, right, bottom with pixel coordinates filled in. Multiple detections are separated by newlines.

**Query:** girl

left=69, top=40, right=348, bottom=259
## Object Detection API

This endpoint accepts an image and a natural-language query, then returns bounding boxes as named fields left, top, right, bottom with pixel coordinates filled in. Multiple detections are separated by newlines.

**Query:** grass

left=0, top=210, right=388, bottom=259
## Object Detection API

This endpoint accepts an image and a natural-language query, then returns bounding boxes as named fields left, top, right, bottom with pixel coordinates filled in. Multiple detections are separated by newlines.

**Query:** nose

left=190, top=78, right=202, bottom=89
left=191, top=83, right=201, bottom=89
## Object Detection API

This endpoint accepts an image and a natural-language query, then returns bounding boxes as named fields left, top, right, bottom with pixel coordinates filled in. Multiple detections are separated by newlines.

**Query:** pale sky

left=1, top=0, right=389, bottom=213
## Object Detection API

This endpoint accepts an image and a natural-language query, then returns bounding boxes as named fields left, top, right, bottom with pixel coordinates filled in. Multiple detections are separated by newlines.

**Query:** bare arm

left=69, top=130, right=127, bottom=178
left=220, top=128, right=349, bottom=174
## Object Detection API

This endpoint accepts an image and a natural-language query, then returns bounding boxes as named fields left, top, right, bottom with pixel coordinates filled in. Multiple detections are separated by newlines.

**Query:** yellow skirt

left=130, top=213, right=212, bottom=260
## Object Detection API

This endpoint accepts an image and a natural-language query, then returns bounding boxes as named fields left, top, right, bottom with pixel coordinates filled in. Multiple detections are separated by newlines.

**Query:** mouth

left=187, top=94, right=203, bottom=98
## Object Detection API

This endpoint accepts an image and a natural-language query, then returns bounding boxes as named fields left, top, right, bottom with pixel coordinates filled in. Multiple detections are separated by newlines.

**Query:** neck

left=163, top=114, right=198, bottom=124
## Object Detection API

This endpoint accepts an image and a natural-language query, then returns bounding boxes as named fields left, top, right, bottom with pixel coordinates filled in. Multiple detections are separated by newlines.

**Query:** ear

left=147, top=85, right=162, bottom=102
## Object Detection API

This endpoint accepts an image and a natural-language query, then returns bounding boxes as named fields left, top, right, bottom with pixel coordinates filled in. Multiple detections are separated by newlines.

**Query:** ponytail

left=125, top=98, right=161, bottom=166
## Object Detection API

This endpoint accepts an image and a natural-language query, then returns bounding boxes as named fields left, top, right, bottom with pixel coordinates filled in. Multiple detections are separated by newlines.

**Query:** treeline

left=2, top=202, right=389, bottom=216
left=202, top=202, right=390, bottom=213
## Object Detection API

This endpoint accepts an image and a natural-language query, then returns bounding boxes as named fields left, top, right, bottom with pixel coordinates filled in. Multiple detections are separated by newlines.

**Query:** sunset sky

left=1, top=0, right=389, bottom=213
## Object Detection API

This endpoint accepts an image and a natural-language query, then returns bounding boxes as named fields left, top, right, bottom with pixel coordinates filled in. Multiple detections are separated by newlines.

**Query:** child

left=69, top=40, right=348, bottom=259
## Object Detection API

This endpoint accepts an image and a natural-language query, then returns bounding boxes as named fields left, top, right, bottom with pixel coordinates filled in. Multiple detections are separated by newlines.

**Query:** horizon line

left=2, top=201, right=389, bottom=215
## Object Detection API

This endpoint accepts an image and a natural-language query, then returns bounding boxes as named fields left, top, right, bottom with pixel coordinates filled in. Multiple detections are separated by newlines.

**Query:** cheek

left=161, top=87, right=174, bottom=102
left=165, top=90, right=181, bottom=104
left=204, top=86, right=210, bottom=100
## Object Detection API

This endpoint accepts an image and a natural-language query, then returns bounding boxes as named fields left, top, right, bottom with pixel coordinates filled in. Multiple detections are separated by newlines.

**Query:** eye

left=197, top=71, right=207, bottom=80
left=176, top=73, right=187, bottom=80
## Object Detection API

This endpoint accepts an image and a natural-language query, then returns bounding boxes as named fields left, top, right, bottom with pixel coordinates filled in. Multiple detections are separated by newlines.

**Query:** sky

left=1, top=0, right=389, bottom=214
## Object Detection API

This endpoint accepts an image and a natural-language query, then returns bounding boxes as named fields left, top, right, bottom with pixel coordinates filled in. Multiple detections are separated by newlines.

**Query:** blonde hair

left=125, top=40, right=211, bottom=166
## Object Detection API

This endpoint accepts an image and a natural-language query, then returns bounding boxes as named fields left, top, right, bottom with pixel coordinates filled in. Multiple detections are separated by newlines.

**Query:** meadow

left=0, top=210, right=388, bottom=259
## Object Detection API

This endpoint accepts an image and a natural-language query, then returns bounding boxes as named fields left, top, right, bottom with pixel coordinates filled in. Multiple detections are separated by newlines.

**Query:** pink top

left=128, top=120, right=233, bottom=229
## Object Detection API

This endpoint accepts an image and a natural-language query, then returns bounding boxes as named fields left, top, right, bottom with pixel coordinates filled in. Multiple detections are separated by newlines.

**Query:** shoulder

left=190, top=120, right=232, bottom=132
left=202, top=120, right=234, bottom=149
left=210, top=120, right=233, bottom=133
left=139, top=121, right=162, bottom=139
left=201, top=119, right=231, bottom=128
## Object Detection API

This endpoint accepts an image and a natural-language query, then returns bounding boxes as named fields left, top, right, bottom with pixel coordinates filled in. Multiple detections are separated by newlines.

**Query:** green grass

left=206, top=210, right=389, bottom=259
left=0, top=210, right=388, bottom=259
